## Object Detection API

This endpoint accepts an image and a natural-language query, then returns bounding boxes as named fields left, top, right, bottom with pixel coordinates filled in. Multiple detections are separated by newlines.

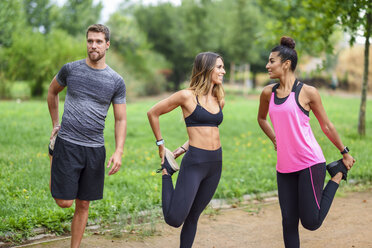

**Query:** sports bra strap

left=196, top=95, right=200, bottom=105
left=291, top=79, right=299, bottom=92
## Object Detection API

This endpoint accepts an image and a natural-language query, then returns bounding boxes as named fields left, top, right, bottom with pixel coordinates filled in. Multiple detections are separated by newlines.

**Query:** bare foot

left=162, top=168, right=169, bottom=176
left=331, top=172, right=343, bottom=184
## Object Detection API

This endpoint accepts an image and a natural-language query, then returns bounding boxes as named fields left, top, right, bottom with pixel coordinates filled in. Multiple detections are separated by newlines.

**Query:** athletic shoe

left=156, top=148, right=179, bottom=176
left=326, top=159, right=348, bottom=181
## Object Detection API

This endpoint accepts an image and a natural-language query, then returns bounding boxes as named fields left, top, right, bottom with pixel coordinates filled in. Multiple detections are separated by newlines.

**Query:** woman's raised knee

left=164, top=215, right=183, bottom=228
left=301, top=219, right=321, bottom=231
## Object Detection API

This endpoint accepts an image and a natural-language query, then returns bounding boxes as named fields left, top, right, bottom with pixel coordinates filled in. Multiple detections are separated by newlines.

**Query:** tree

left=0, top=0, right=26, bottom=97
left=222, top=0, right=266, bottom=87
left=23, top=0, right=53, bottom=33
left=56, top=0, right=103, bottom=36
left=134, top=3, right=191, bottom=90
left=133, top=0, right=268, bottom=89
left=0, top=0, right=24, bottom=47
left=106, top=12, right=169, bottom=95
left=3, top=29, right=85, bottom=96
left=336, top=0, right=371, bottom=136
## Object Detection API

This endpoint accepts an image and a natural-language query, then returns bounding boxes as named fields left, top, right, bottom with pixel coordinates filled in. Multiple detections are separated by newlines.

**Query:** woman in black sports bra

left=147, top=52, right=225, bottom=248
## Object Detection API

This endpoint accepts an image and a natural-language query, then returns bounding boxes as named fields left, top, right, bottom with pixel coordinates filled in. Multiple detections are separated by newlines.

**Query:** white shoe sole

left=165, top=148, right=179, bottom=171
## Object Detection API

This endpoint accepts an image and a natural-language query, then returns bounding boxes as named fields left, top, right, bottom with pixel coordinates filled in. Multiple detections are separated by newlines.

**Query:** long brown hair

left=188, top=52, right=225, bottom=104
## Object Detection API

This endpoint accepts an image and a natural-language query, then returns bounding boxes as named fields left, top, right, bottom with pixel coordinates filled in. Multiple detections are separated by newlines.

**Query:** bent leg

left=180, top=162, right=222, bottom=248
left=277, top=171, right=300, bottom=248
left=299, top=163, right=339, bottom=230
left=71, top=199, right=90, bottom=248
left=162, top=163, right=203, bottom=227
left=54, top=198, right=74, bottom=208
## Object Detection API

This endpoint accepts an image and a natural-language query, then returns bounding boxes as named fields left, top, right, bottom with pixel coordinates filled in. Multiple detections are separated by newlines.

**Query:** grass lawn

left=0, top=92, right=371, bottom=241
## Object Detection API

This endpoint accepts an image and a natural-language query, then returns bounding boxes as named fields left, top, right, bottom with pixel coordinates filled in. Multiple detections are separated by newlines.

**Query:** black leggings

left=162, top=145, right=222, bottom=248
left=277, top=163, right=339, bottom=248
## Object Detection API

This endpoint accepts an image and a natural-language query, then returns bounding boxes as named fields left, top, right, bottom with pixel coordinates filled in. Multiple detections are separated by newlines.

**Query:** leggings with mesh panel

left=162, top=145, right=222, bottom=248
left=277, top=162, right=339, bottom=248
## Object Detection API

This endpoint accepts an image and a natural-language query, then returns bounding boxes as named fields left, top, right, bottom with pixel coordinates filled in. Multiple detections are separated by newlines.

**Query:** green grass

left=0, top=92, right=371, bottom=241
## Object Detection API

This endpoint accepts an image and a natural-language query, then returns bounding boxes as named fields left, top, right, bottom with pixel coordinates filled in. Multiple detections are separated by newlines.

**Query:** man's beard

left=88, top=51, right=105, bottom=62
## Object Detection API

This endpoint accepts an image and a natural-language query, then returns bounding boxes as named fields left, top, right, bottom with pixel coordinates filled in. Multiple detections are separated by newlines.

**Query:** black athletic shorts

left=51, top=136, right=106, bottom=201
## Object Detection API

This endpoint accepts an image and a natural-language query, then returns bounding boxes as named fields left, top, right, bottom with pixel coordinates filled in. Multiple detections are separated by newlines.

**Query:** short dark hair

left=271, top=36, right=297, bottom=71
left=86, top=24, right=110, bottom=42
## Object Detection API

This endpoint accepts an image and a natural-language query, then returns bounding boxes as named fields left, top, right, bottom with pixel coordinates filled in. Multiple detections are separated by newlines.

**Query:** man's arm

left=107, top=103, right=127, bottom=176
left=47, top=76, right=65, bottom=138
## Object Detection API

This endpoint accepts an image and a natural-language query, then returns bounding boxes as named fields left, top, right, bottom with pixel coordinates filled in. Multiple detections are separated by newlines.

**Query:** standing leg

left=277, top=171, right=300, bottom=248
left=49, top=153, right=52, bottom=190
left=298, top=163, right=339, bottom=230
left=71, top=199, right=90, bottom=248
left=180, top=161, right=222, bottom=248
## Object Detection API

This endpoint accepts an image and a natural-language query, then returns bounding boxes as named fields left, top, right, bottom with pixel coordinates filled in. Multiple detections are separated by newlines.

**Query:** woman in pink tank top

left=257, top=36, right=355, bottom=248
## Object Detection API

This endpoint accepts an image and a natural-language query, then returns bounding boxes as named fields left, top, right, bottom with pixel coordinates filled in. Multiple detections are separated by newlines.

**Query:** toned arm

left=307, top=86, right=355, bottom=169
left=147, top=90, right=190, bottom=163
left=257, top=85, right=277, bottom=150
left=47, top=76, right=65, bottom=138
left=107, top=103, right=127, bottom=175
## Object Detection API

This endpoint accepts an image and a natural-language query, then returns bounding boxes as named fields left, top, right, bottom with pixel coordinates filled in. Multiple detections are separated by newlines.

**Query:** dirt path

left=20, top=189, right=372, bottom=248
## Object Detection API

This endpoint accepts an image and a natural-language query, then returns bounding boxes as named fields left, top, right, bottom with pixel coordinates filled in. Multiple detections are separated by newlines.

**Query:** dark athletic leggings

left=277, top=162, right=339, bottom=248
left=162, top=145, right=222, bottom=248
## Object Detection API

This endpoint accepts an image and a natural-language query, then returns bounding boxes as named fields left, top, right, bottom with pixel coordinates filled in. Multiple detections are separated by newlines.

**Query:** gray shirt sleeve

left=56, top=64, right=69, bottom=87
left=112, top=77, right=126, bottom=104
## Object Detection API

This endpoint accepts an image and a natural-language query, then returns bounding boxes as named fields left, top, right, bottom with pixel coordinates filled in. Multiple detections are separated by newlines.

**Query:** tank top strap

left=294, top=81, right=309, bottom=116
left=272, top=83, right=280, bottom=92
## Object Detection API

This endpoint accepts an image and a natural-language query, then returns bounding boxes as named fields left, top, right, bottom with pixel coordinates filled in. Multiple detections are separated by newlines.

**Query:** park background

left=0, top=0, right=371, bottom=245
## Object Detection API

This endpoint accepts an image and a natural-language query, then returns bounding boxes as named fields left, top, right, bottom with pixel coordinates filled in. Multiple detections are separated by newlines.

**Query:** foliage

left=54, top=0, right=103, bottom=37
left=106, top=13, right=169, bottom=96
left=258, top=0, right=341, bottom=55
left=0, top=0, right=24, bottom=47
left=23, top=0, right=53, bottom=33
left=0, top=94, right=371, bottom=242
left=134, top=2, right=191, bottom=90
left=133, top=0, right=269, bottom=90
left=222, top=0, right=264, bottom=64
left=2, top=29, right=85, bottom=97
left=0, top=0, right=170, bottom=98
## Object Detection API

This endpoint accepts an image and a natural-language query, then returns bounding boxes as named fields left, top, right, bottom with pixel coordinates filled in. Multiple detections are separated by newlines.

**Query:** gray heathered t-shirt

left=56, top=59, right=126, bottom=147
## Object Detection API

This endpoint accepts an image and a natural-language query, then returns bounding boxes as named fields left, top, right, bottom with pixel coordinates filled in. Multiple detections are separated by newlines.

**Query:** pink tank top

left=269, top=80, right=325, bottom=173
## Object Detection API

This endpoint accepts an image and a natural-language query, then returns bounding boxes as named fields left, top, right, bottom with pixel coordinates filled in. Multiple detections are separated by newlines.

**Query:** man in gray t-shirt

left=47, top=24, right=127, bottom=247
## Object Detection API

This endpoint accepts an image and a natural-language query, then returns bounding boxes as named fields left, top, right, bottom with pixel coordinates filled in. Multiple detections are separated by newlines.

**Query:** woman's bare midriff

left=187, top=126, right=221, bottom=150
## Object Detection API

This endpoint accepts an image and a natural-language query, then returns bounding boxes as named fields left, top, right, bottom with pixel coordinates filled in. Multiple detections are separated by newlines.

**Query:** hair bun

left=280, top=36, right=295, bottom=49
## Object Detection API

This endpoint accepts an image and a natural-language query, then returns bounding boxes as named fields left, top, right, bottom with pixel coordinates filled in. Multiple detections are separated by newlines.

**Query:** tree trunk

left=244, top=63, right=251, bottom=90
left=252, top=72, right=257, bottom=89
left=31, top=79, right=44, bottom=97
left=358, top=11, right=371, bottom=136
left=229, top=62, right=235, bottom=84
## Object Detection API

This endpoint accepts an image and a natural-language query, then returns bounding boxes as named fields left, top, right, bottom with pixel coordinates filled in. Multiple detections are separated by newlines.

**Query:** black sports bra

left=184, top=96, right=223, bottom=127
